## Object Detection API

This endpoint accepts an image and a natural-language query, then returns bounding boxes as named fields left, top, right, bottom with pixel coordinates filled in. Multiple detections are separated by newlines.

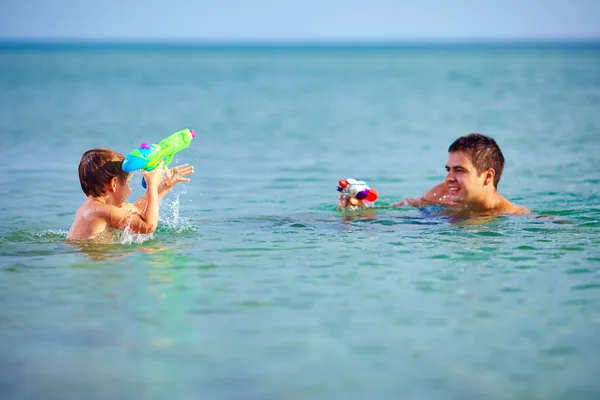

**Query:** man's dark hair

left=448, top=133, right=505, bottom=188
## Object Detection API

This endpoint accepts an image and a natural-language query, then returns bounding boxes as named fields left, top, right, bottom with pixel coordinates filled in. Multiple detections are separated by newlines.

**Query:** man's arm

left=337, top=195, right=367, bottom=210
left=392, top=182, right=450, bottom=208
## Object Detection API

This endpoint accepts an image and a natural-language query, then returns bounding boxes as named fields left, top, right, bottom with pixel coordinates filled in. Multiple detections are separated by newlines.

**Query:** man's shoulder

left=500, top=199, right=530, bottom=215
left=513, top=205, right=531, bottom=215
left=423, top=182, right=450, bottom=203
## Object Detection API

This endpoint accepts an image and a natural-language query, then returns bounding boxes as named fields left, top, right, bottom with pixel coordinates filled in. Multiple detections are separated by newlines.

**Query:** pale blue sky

left=1, top=0, right=599, bottom=41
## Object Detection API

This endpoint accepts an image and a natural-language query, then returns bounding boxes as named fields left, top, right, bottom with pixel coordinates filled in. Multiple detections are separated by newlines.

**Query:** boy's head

left=448, top=133, right=505, bottom=188
left=78, top=148, right=131, bottom=198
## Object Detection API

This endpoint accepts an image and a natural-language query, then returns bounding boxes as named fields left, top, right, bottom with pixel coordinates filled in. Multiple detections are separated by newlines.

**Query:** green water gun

left=122, top=128, right=196, bottom=188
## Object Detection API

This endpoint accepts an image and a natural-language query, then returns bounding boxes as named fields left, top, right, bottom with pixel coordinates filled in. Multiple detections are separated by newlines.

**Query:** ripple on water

left=567, top=268, right=593, bottom=275
left=507, top=256, right=538, bottom=262
left=474, top=231, right=504, bottom=237
left=578, top=221, right=600, bottom=228
left=571, top=283, right=600, bottom=291
left=515, top=245, right=537, bottom=251
left=515, top=264, right=536, bottom=270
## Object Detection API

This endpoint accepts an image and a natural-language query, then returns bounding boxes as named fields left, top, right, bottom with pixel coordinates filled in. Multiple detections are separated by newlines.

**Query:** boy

left=67, top=148, right=194, bottom=241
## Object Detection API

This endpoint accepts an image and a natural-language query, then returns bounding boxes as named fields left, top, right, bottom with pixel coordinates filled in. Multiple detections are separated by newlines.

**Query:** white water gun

left=337, top=178, right=378, bottom=203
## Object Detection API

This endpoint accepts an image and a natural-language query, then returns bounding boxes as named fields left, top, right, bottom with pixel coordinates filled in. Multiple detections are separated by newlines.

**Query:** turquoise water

left=1, top=43, right=600, bottom=399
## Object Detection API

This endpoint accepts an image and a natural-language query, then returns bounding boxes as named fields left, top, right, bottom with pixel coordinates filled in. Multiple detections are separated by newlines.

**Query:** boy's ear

left=107, top=177, right=118, bottom=193
left=484, top=168, right=495, bottom=186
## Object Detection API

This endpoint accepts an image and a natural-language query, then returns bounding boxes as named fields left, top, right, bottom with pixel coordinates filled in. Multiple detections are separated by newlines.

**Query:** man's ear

left=484, top=168, right=495, bottom=186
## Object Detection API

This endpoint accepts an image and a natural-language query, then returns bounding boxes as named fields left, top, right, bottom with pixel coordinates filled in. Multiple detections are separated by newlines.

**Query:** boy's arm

left=132, top=180, right=172, bottom=214
left=105, top=185, right=160, bottom=234
left=106, top=166, right=164, bottom=234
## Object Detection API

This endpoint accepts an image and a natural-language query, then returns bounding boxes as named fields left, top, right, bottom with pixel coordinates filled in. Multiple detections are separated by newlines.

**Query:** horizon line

left=1, top=37, right=600, bottom=45
left=1, top=38, right=600, bottom=52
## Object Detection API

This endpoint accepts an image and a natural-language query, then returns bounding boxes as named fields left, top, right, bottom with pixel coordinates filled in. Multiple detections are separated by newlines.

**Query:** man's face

left=444, top=151, right=486, bottom=203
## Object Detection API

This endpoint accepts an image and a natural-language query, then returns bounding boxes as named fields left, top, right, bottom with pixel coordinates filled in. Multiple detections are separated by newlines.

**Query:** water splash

left=158, top=192, right=195, bottom=234
left=113, top=190, right=195, bottom=244
left=118, top=224, right=154, bottom=245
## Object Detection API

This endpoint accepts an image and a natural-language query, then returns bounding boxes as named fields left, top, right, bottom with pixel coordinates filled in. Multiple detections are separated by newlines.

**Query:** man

left=392, top=133, right=529, bottom=216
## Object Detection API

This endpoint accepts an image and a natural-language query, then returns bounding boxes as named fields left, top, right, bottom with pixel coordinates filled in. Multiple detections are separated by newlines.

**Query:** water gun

left=337, top=178, right=378, bottom=203
left=122, top=128, right=196, bottom=188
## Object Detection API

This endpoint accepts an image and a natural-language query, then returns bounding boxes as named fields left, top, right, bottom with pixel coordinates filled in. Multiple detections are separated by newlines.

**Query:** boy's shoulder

left=68, top=201, right=139, bottom=240
left=96, top=202, right=139, bottom=222
left=68, top=201, right=109, bottom=240
left=75, top=200, right=138, bottom=224
left=76, top=200, right=111, bottom=217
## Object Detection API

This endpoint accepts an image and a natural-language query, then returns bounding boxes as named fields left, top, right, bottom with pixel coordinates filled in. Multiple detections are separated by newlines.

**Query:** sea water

left=0, top=42, right=599, bottom=399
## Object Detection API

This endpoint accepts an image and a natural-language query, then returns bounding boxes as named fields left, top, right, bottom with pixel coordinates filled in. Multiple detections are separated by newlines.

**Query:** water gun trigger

left=163, top=153, right=174, bottom=167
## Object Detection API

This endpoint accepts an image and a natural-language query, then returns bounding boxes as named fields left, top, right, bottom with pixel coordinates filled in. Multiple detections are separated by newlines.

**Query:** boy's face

left=444, top=151, right=487, bottom=204
left=113, top=174, right=132, bottom=206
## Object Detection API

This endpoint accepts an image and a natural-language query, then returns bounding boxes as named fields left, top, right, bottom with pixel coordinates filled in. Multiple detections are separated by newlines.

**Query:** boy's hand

left=163, top=163, right=194, bottom=189
left=141, top=162, right=164, bottom=189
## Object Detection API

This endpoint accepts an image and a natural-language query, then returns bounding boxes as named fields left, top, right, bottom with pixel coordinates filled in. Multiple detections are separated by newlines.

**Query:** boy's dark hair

left=78, top=148, right=130, bottom=197
left=448, top=133, right=505, bottom=188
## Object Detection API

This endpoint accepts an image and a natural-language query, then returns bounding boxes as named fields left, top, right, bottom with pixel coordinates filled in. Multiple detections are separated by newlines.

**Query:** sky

left=1, top=0, right=599, bottom=41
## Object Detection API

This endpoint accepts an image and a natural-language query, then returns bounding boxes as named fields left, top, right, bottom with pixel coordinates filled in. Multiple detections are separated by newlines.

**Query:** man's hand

left=338, top=195, right=366, bottom=210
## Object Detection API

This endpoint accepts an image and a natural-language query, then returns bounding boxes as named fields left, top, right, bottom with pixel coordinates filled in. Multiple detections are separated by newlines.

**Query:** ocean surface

left=1, top=42, right=599, bottom=400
